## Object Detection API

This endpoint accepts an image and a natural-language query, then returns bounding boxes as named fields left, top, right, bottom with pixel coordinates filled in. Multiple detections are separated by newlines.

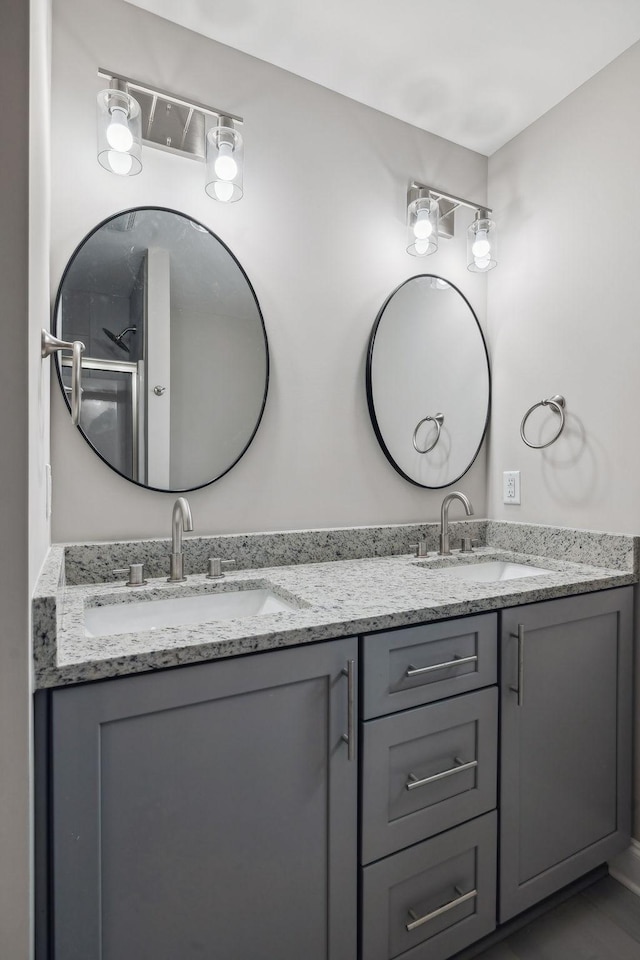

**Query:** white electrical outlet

left=503, top=470, right=521, bottom=505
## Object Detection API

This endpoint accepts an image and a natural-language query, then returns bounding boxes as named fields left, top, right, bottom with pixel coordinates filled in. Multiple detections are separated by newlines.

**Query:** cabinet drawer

left=361, top=812, right=496, bottom=960
left=361, top=687, right=497, bottom=864
left=361, top=613, right=497, bottom=719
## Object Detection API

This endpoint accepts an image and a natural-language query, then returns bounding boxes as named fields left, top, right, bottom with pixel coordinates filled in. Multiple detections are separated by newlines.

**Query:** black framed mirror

left=54, top=206, right=269, bottom=492
left=366, top=275, right=490, bottom=488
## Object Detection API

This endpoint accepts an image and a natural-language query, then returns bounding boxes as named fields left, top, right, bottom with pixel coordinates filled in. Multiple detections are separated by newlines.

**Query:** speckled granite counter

left=32, top=521, right=638, bottom=689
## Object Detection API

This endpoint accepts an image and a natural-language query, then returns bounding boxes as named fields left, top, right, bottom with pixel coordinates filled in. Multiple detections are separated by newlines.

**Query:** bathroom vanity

left=34, top=523, right=636, bottom=960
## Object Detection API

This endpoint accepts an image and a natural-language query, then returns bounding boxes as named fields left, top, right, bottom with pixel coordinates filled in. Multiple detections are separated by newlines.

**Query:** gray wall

left=0, top=0, right=51, bottom=954
left=487, top=40, right=640, bottom=837
left=49, top=0, right=489, bottom=542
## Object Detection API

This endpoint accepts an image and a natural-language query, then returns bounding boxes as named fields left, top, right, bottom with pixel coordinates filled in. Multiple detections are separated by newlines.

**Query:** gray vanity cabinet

left=50, top=638, right=358, bottom=960
left=499, top=587, right=632, bottom=922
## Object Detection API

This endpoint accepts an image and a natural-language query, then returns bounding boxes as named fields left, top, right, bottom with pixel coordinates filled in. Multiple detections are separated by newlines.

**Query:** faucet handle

left=460, top=537, right=482, bottom=553
left=207, top=558, right=237, bottom=579
left=409, top=540, right=429, bottom=558
left=113, top=564, right=147, bottom=585
left=127, top=563, right=146, bottom=585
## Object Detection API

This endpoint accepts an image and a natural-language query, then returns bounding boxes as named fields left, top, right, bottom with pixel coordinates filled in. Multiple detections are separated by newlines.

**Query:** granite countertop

left=33, top=521, right=638, bottom=688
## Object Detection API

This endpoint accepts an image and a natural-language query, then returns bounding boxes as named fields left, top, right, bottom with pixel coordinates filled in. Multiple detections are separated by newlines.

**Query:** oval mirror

left=366, top=275, right=490, bottom=488
left=54, top=207, right=269, bottom=492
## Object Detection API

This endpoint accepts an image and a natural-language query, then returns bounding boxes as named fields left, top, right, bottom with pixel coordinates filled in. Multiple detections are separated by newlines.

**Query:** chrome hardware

left=153, top=385, right=166, bottom=396
left=168, top=497, right=193, bottom=582
left=412, top=413, right=444, bottom=454
left=410, top=539, right=429, bottom=557
left=520, top=394, right=565, bottom=449
left=438, top=491, right=474, bottom=556
left=509, top=624, right=525, bottom=706
left=341, top=660, right=355, bottom=761
left=41, top=329, right=85, bottom=426
left=206, top=558, right=237, bottom=579
left=406, top=887, right=478, bottom=932
left=406, top=654, right=478, bottom=678
left=406, top=757, right=478, bottom=791
left=113, top=565, right=147, bottom=585
left=460, top=537, right=473, bottom=552
left=126, top=563, right=146, bottom=586
left=98, top=66, right=243, bottom=163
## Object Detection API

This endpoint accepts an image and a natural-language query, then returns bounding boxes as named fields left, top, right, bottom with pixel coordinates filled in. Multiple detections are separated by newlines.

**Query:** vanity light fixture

left=406, top=182, right=498, bottom=272
left=205, top=116, right=243, bottom=202
left=406, top=186, right=439, bottom=257
left=467, top=208, right=497, bottom=273
left=96, top=81, right=142, bottom=176
left=96, top=69, right=244, bottom=201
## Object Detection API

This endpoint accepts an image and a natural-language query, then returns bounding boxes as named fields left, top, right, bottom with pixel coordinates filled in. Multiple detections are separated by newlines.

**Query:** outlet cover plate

left=503, top=470, right=521, bottom=505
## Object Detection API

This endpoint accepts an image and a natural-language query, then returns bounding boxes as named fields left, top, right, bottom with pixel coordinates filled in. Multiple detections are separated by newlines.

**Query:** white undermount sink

left=434, top=560, right=551, bottom=582
left=84, top=588, right=297, bottom=638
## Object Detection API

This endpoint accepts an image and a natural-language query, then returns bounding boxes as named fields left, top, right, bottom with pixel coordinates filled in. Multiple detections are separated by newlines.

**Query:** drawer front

left=361, top=812, right=497, bottom=960
left=361, top=614, right=497, bottom=719
left=361, top=687, right=497, bottom=864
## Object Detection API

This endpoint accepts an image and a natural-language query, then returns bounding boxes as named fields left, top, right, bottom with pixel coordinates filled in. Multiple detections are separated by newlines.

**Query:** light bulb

left=474, top=256, right=491, bottom=271
left=413, top=209, right=433, bottom=240
left=414, top=239, right=431, bottom=256
left=214, top=141, right=238, bottom=181
left=107, top=150, right=133, bottom=176
left=472, top=230, right=491, bottom=259
left=106, top=106, right=133, bottom=153
left=213, top=180, right=234, bottom=202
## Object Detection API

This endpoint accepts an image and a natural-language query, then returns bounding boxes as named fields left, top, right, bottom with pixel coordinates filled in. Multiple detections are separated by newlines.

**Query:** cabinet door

left=500, top=588, right=632, bottom=921
left=51, top=639, right=358, bottom=960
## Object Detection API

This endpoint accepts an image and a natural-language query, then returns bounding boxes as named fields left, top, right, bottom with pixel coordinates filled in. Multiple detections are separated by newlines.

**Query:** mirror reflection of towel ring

left=413, top=413, right=444, bottom=454
left=520, top=395, right=565, bottom=449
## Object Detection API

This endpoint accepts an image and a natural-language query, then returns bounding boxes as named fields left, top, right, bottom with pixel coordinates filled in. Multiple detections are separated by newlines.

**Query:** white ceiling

left=126, top=0, right=640, bottom=156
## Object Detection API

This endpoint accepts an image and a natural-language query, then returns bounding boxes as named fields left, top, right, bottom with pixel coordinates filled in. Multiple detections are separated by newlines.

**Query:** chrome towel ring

left=520, top=395, right=565, bottom=449
left=413, top=413, right=444, bottom=454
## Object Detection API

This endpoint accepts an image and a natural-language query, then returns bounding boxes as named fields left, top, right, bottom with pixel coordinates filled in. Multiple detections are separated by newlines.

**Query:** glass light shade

left=407, top=196, right=439, bottom=257
left=205, top=120, right=243, bottom=202
left=97, top=89, right=142, bottom=176
left=467, top=214, right=497, bottom=272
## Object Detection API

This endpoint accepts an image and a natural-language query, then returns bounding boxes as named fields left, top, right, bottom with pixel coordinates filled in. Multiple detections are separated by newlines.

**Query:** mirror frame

left=366, top=274, right=491, bottom=489
left=53, top=205, right=270, bottom=493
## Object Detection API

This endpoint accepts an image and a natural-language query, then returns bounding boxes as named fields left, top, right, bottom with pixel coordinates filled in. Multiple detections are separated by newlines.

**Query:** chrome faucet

left=439, top=492, right=474, bottom=555
left=168, top=497, right=194, bottom=582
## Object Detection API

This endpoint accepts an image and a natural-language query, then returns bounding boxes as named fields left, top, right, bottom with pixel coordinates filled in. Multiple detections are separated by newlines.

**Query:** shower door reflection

left=62, top=357, right=141, bottom=481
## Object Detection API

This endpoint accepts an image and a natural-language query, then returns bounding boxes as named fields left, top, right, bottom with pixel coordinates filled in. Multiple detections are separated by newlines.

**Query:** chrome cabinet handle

left=42, top=329, right=85, bottom=426
left=406, top=654, right=478, bottom=678
left=406, top=886, right=477, bottom=932
left=406, top=757, right=478, bottom=791
left=509, top=624, right=525, bottom=706
left=341, top=659, right=355, bottom=761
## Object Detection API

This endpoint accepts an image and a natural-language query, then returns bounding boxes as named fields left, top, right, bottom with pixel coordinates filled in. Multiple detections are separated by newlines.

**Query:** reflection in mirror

left=55, top=207, right=269, bottom=491
left=366, top=275, right=490, bottom=488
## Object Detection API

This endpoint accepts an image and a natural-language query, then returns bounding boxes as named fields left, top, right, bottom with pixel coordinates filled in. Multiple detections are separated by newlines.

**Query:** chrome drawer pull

left=406, top=654, right=477, bottom=678
left=509, top=624, right=525, bottom=707
left=341, top=660, right=356, bottom=761
left=406, top=887, right=477, bottom=932
left=406, top=757, right=478, bottom=791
